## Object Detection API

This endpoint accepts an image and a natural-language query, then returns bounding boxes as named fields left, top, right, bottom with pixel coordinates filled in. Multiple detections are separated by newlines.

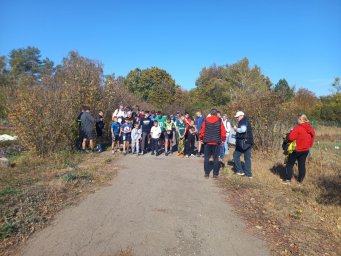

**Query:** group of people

left=77, top=104, right=315, bottom=184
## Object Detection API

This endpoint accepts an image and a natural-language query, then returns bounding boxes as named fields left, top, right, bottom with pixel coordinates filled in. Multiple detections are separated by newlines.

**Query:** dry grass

left=113, top=246, right=135, bottom=256
left=220, top=142, right=341, bottom=255
left=0, top=150, right=119, bottom=256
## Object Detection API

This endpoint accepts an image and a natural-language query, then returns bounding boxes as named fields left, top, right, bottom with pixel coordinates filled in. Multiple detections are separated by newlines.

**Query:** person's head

left=140, top=110, right=145, bottom=115
left=81, top=105, right=86, bottom=112
left=190, top=120, right=195, bottom=125
left=176, top=111, right=180, bottom=116
left=84, top=105, right=90, bottom=112
left=210, top=108, right=218, bottom=116
left=127, top=111, right=132, bottom=117
left=112, top=117, right=117, bottom=122
left=134, top=123, right=140, bottom=128
left=144, top=111, right=150, bottom=118
left=157, top=111, right=162, bottom=117
left=298, top=114, right=309, bottom=124
left=125, top=118, right=129, bottom=123
left=223, top=114, right=227, bottom=120
left=166, top=115, right=171, bottom=122
left=196, top=111, right=202, bottom=117
left=179, top=115, right=185, bottom=121
left=217, top=111, right=221, bottom=118
left=119, top=105, right=124, bottom=110
left=154, top=120, right=158, bottom=126
left=234, top=111, right=245, bottom=122
left=98, top=110, right=103, bottom=116
left=185, top=113, right=189, bottom=118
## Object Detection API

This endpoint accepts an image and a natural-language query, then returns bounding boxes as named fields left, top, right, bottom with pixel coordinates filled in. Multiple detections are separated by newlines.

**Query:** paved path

left=19, top=153, right=269, bottom=256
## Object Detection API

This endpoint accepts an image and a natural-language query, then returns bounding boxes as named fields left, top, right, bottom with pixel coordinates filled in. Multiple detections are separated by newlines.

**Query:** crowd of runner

left=109, top=105, right=232, bottom=160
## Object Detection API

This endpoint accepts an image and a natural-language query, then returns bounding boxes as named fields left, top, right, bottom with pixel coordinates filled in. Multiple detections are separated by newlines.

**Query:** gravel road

left=19, top=152, right=269, bottom=256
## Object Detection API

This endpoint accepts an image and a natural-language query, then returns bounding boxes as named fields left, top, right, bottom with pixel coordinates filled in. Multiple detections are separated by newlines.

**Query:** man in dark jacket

left=140, top=111, right=153, bottom=154
left=233, top=111, right=254, bottom=177
left=81, top=106, right=95, bottom=151
left=200, top=108, right=226, bottom=178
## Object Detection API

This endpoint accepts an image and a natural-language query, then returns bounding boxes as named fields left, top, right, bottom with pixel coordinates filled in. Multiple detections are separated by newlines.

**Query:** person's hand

left=233, top=126, right=237, bottom=130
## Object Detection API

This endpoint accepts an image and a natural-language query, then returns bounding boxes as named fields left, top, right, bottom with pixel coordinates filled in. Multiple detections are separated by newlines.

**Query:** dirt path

left=19, top=153, right=269, bottom=256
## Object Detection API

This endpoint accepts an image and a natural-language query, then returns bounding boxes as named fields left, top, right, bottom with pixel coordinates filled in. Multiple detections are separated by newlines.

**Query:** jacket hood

left=300, top=122, right=315, bottom=136
left=205, top=116, right=220, bottom=124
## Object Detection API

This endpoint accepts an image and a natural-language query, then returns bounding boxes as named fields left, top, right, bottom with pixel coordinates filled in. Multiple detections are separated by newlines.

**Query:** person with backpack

left=200, top=108, right=226, bottom=178
left=233, top=111, right=254, bottom=178
left=282, top=114, right=315, bottom=185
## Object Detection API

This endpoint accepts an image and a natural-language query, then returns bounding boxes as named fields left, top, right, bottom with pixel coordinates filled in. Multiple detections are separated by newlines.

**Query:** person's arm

left=193, top=125, right=198, bottom=133
left=199, top=120, right=206, bottom=140
left=226, top=122, right=231, bottom=133
left=220, top=121, right=226, bottom=142
left=288, top=126, right=299, bottom=141
left=236, top=125, right=247, bottom=133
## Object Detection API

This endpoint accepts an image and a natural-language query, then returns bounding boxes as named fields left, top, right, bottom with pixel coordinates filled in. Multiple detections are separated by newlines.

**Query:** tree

left=332, top=77, right=340, bottom=93
left=125, top=67, right=179, bottom=111
left=8, top=46, right=55, bottom=86
left=192, top=58, right=272, bottom=110
left=273, top=79, right=294, bottom=101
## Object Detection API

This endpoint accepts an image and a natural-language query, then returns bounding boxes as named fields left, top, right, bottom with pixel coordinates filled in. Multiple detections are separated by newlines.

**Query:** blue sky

left=1, top=0, right=340, bottom=96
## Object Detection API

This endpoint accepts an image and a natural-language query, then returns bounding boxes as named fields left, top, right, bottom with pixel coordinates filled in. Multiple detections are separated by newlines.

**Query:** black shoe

left=156, top=152, right=160, bottom=156
left=165, top=152, right=169, bottom=156
left=151, top=152, right=155, bottom=155
left=213, top=175, right=219, bottom=179
left=204, top=174, right=209, bottom=178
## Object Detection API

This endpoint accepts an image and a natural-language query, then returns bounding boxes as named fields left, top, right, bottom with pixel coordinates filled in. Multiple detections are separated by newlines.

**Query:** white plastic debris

left=0, top=134, right=18, bottom=141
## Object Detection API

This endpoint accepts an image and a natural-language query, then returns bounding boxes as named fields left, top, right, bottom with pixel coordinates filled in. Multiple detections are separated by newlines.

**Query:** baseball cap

left=234, top=111, right=245, bottom=118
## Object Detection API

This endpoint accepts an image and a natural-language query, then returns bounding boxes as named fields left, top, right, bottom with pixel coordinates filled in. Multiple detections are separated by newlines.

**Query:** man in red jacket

left=200, top=108, right=226, bottom=178
left=283, top=114, right=315, bottom=184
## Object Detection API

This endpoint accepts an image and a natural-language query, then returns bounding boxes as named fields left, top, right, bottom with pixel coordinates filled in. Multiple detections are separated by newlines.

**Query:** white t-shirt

left=223, top=119, right=231, bottom=134
left=150, top=126, right=161, bottom=139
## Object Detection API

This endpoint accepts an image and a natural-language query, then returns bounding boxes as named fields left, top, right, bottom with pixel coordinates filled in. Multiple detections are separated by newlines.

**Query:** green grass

left=0, top=222, right=16, bottom=240
left=0, top=188, right=18, bottom=197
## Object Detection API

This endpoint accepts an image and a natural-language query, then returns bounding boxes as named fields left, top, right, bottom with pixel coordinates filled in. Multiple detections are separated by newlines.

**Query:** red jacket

left=199, top=116, right=226, bottom=145
left=289, top=122, right=315, bottom=152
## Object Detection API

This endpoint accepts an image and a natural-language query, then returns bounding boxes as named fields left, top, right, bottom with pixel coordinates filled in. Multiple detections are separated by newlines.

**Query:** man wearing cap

left=233, top=111, right=254, bottom=178
left=200, top=108, right=226, bottom=178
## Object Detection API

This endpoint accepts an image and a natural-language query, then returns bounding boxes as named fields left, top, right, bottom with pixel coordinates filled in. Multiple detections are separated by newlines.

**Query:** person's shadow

left=270, top=163, right=287, bottom=180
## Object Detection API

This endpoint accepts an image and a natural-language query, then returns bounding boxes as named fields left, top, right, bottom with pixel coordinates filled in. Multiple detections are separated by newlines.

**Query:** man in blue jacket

left=195, top=111, right=205, bottom=156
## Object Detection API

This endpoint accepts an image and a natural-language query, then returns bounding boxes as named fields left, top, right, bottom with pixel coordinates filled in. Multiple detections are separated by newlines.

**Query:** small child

left=131, top=123, right=142, bottom=155
left=120, top=118, right=132, bottom=155
left=164, top=115, right=175, bottom=156
left=150, top=120, right=161, bottom=156
left=111, top=117, right=120, bottom=153
left=176, top=115, right=186, bottom=158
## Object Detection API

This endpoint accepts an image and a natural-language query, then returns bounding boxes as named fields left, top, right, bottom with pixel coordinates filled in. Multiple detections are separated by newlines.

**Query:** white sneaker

left=111, top=150, right=115, bottom=154
left=236, top=172, right=245, bottom=176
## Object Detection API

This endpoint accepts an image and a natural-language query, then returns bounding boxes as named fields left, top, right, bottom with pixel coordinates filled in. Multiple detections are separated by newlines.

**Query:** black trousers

left=185, top=134, right=196, bottom=156
left=285, top=151, right=309, bottom=182
left=204, top=144, right=220, bottom=176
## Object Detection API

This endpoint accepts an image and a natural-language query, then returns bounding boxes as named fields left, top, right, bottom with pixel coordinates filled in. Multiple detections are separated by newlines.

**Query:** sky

left=1, top=0, right=340, bottom=96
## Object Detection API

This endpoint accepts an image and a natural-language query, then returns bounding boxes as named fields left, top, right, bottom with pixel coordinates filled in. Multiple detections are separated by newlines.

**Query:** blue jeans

left=224, top=134, right=230, bottom=154
left=233, top=147, right=252, bottom=177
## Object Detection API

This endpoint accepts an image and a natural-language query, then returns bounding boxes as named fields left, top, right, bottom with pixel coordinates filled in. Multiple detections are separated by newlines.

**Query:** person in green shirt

left=154, top=111, right=167, bottom=150
left=176, top=115, right=186, bottom=157
left=164, top=115, right=175, bottom=156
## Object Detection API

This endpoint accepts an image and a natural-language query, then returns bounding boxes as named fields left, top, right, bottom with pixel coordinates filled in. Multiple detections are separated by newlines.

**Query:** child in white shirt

left=150, top=120, right=161, bottom=156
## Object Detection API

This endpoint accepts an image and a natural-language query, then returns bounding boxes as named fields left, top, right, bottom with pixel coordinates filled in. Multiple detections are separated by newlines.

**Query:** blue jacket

left=196, top=115, right=205, bottom=132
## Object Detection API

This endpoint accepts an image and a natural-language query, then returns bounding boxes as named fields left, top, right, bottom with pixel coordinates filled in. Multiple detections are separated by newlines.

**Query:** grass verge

left=0, top=150, right=119, bottom=256
left=220, top=148, right=341, bottom=256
